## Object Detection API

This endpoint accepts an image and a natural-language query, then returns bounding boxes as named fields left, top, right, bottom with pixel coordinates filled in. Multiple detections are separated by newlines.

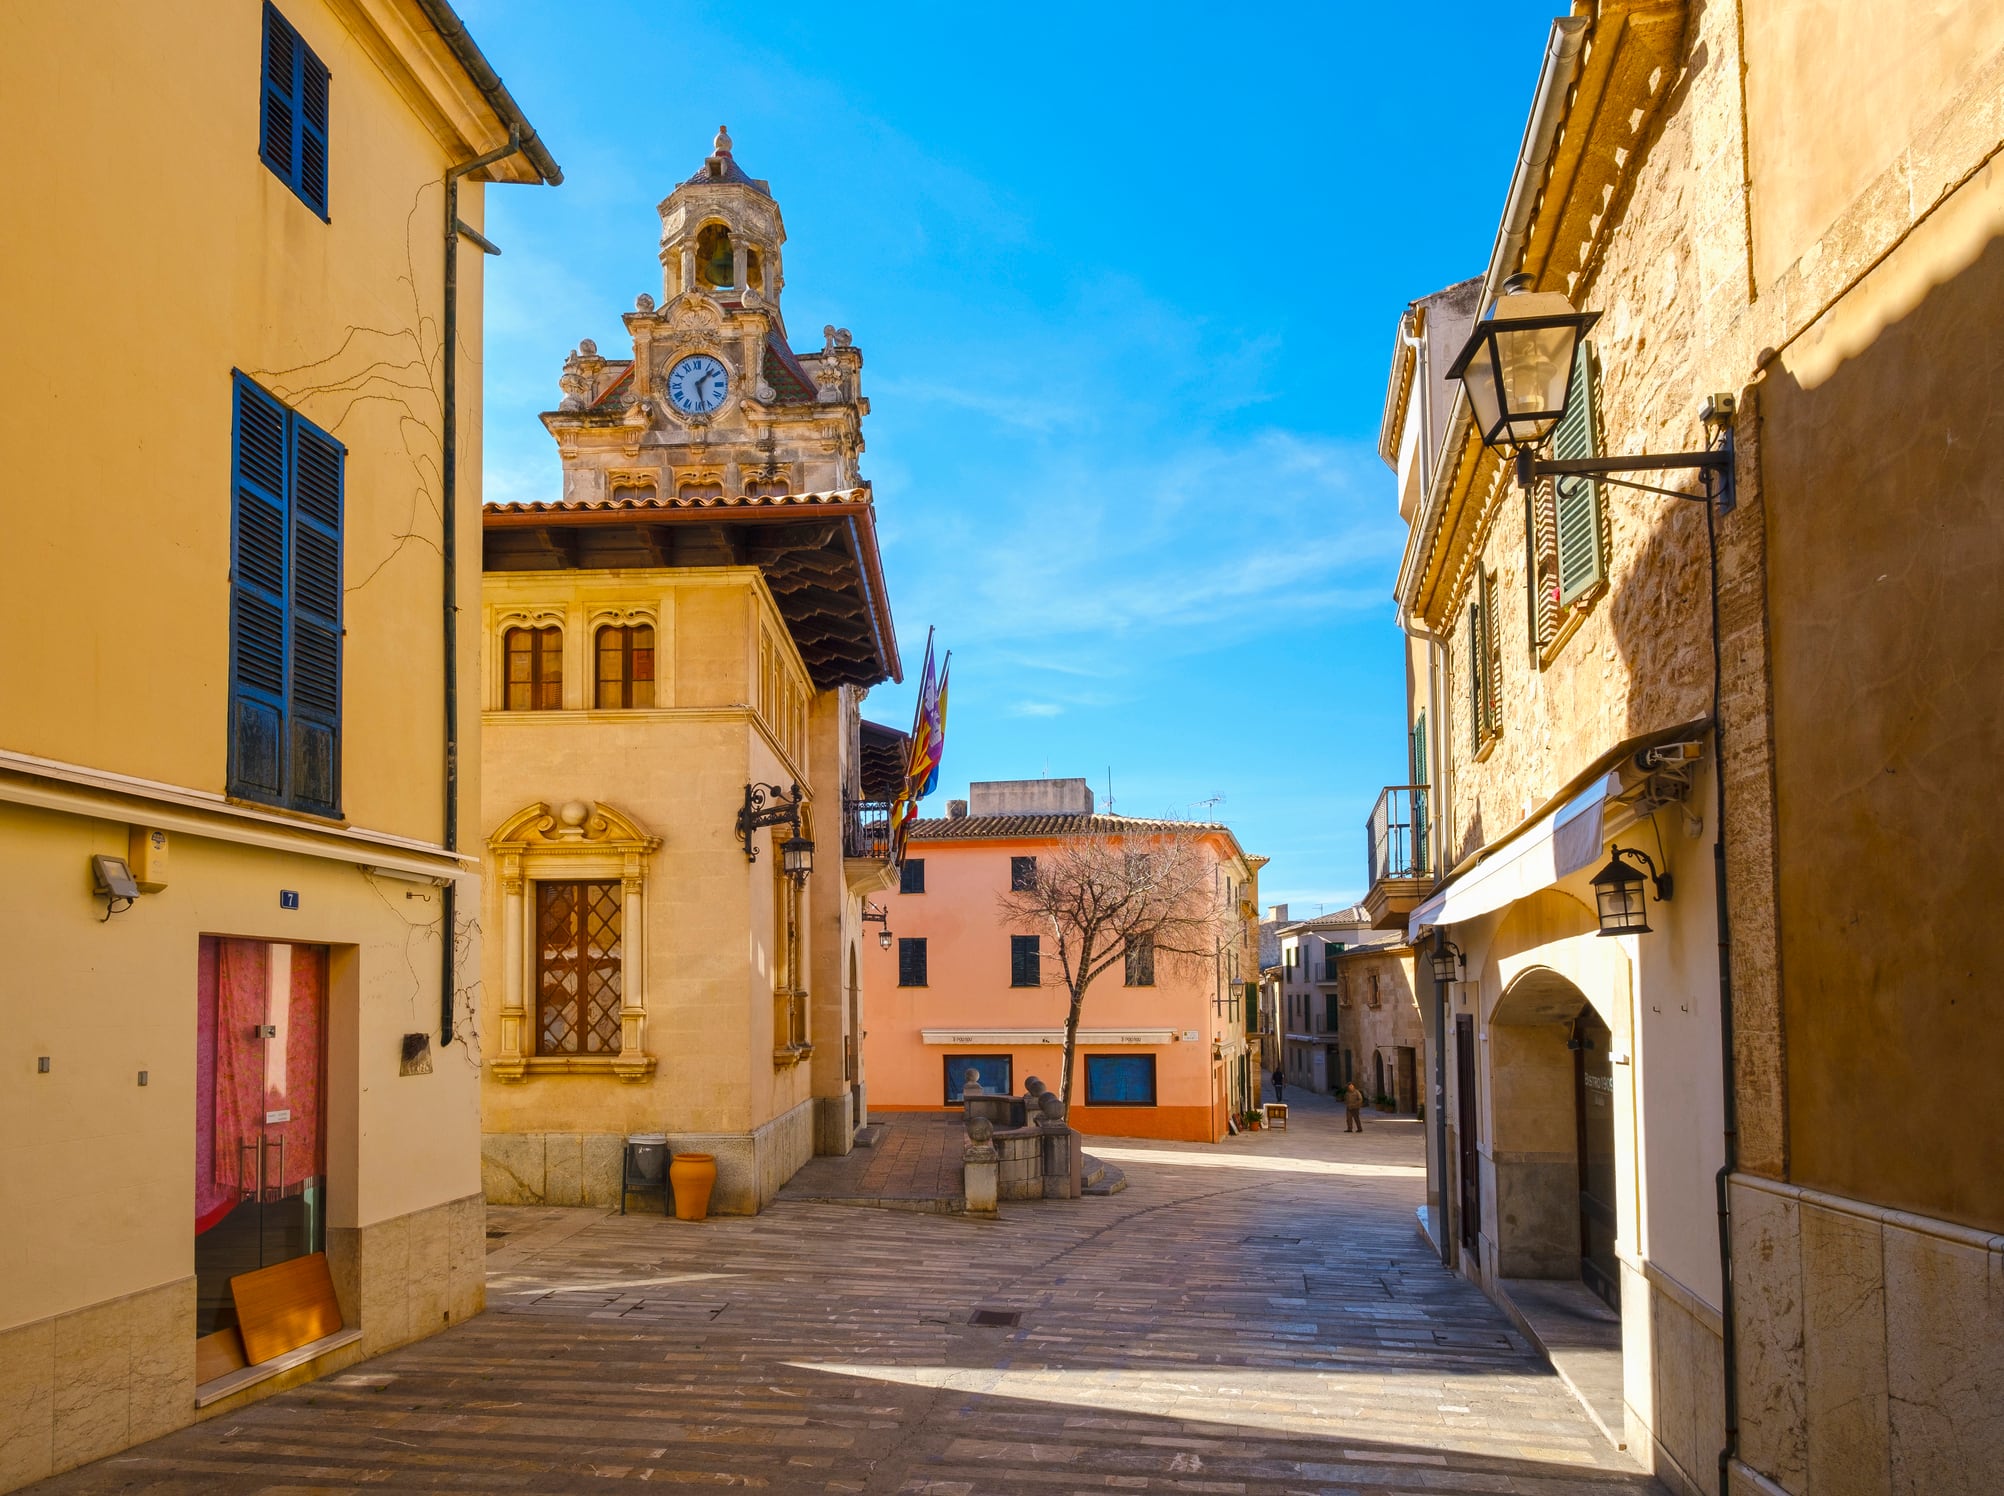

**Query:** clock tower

left=542, top=126, right=866, bottom=507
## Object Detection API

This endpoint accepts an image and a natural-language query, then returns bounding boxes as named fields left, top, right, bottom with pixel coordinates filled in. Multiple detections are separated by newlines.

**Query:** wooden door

left=1455, top=1016, right=1480, bottom=1253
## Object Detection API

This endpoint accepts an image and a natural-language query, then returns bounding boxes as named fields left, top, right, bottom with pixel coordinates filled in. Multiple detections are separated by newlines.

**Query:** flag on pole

left=918, top=656, right=949, bottom=798
left=890, top=630, right=946, bottom=864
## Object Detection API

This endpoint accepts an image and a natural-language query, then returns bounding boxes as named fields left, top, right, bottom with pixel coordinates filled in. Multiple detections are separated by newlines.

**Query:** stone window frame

left=489, top=799, right=660, bottom=1083
left=491, top=606, right=567, bottom=712
left=585, top=605, right=661, bottom=712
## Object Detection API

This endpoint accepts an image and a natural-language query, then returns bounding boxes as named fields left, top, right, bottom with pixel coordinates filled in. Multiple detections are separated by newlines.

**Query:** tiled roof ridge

left=485, top=485, right=872, bottom=517
left=907, top=811, right=1232, bottom=840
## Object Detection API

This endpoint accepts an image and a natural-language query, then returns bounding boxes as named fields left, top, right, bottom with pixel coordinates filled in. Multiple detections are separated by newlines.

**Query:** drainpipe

left=438, top=125, right=556, bottom=1044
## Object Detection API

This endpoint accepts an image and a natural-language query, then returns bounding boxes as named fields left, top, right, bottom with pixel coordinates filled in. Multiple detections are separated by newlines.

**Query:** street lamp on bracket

left=861, top=898, right=893, bottom=950
left=737, top=781, right=815, bottom=883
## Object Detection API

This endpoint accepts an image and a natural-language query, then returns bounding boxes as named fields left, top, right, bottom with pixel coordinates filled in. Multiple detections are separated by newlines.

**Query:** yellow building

left=477, top=130, right=904, bottom=1214
left=0, top=1, right=556, bottom=1485
left=1371, top=5, right=2004, bottom=1494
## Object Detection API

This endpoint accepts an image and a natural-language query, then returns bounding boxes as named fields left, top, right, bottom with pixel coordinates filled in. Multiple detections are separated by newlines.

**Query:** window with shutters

left=1124, top=933, right=1155, bottom=987
left=594, top=625, right=655, bottom=708
left=899, top=857, right=926, bottom=895
left=1554, top=343, right=1605, bottom=606
left=535, top=880, right=623, bottom=1057
left=229, top=372, right=342, bottom=816
left=1468, top=569, right=1502, bottom=757
left=1010, top=935, right=1040, bottom=988
left=259, top=4, right=329, bottom=218
left=1009, top=855, right=1037, bottom=891
left=505, top=627, right=563, bottom=710
left=897, top=937, right=927, bottom=987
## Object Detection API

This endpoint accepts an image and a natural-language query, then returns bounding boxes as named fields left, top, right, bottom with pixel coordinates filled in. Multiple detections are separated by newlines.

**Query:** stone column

left=963, top=1120, right=998, bottom=1218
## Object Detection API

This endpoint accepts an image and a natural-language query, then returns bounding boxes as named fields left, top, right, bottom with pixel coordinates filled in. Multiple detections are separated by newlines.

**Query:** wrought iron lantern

left=779, top=833, right=815, bottom=882
left=861, top=899, right=891, bottom=949
left=1428, top=934, right=1466, bottom=984
left=1590, top=845, right=1672, bottom=936
left=878, top=927, right=894, bottom=951
left=1444, top=273, right=1599, bottom=450
left=737, top=781, right=811, bottom=880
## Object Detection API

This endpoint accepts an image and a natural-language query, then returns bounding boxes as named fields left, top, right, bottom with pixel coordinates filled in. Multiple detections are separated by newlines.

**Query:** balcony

left=843, top=797, right=892, bottom=860
left=1362, top=784, right=1435, bottom=931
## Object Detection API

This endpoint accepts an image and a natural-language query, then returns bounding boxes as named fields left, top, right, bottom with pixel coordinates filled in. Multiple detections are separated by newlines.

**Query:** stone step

left=853, top=1123, right=886, bottom=1148
left=1082, top=1159, right=1126, bottom=1196
left=1082, top=1154, right=1105, bottom=1187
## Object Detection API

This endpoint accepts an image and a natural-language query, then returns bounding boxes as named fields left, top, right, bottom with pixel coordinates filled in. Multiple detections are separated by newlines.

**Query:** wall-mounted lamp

left=1445, top=274, right=1734, bottom=509
left=1428, top=934, right=1466, bottom=984
left=737, top=782, right=814, bottom=882
left=1590, top=845, right=1672, bottom=936
left=92, top=855, right=139, bottom=921
left=861, top=899, right=893, bottom=950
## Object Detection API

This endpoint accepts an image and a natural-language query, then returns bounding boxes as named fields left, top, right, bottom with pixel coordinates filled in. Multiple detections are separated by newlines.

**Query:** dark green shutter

left=1554, top=342, right=1604, bottom=605
left=1468, top=603, right=1483, bottom=755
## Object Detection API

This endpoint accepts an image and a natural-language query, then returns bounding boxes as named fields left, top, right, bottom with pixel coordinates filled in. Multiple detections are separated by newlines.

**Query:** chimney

left=969, top=778, right=1094, bottom=817
left=947, top=799, right=968, bottom=819
left=1265, top=903, right=1289, bottom=922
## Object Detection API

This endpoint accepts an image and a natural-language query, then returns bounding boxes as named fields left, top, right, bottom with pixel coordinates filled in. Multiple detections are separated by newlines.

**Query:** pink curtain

left=211, top=940, right=269, bottom=1194
left=267, top=945, right=325, bottom=1190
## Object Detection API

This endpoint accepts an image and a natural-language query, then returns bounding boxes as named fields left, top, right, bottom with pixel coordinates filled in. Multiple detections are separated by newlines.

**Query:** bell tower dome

left=658, top=126, right=786, bottom=309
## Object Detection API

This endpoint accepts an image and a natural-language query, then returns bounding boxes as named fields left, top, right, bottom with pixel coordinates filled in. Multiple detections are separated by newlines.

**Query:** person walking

left=1271, top=1066, right=1285, bottom=1103
left=1343, top=1080, right=1365, bottom=1133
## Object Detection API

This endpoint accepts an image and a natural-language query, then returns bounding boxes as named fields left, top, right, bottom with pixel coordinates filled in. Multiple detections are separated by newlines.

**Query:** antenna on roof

left=1191, top=793, right=1225, bottom=812
left=1106, top=766, right=1114, bottom=814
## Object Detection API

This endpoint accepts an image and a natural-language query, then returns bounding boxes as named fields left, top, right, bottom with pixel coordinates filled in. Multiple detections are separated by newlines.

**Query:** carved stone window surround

left=489, top=800, right=661, bottom=1084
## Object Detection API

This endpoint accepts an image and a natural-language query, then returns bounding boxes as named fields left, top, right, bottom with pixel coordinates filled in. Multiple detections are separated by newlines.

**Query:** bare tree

left=995, top=823, right=1239, bottom=1104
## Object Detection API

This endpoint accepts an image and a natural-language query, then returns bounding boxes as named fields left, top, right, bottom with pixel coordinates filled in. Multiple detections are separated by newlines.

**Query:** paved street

left=34, top=1095, right=1660, bottom=1494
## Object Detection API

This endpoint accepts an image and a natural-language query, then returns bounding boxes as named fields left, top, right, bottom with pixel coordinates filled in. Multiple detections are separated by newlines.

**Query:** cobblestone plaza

left=29, top=1095, right=1659, bottom=1494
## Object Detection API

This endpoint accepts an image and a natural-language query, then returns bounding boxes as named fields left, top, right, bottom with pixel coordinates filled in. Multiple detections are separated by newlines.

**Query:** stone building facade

left=1369, top=4, right=2004, bottom=1494
left=476, top=129, right=905, bottom=1213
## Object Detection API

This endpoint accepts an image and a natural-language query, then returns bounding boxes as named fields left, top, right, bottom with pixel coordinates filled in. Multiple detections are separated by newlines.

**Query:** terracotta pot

left=669, top=1152, right=717, bottom=1221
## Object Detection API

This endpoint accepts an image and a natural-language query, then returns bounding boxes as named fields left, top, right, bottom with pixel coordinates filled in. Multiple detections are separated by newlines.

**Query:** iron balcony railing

left=843, top=798, right=893, bottom=861
left=1367, top=784, right=1430, bottom=886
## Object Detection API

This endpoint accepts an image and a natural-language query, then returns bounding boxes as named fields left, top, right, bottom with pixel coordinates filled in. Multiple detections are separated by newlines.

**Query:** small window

left=945, top=1054, right=1011, bottom=1103
left=1085, top=1054, right=1157, bottom=1106
left=535, top=880, right=622, bottom=1056
left=1124, top=934, right=1155, bottom=987
left=595, top=624, right=655, bottom=709
left=1010, top=935, right=1040, bottom=988
left=899, top=858, right=926, bottom=895
left=1010, top=855, right=1037, bottom=891
left=897, top=937, right=927, bottom=987
left=259, top=4, right=330, bottom=218
left=504, top=627, right=562, bottom=710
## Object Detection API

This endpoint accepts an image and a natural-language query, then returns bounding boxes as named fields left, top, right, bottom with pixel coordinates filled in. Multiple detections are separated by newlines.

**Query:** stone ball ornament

left=965, top=1117, right=994, bottom=1143
left=557, top=800, right=592, bottom=828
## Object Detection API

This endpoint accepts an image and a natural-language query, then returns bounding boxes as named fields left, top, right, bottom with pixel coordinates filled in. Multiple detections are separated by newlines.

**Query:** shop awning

left=1407, top=718, right=1710, bottom=940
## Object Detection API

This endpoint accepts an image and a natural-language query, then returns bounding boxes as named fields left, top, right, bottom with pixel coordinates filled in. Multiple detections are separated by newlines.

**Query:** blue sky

left=464, top=1, right=1554, bottom=912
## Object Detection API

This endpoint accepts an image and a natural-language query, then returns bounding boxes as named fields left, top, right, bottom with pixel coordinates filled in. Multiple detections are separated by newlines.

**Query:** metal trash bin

left=622, top=1133, right=669, bottom=1214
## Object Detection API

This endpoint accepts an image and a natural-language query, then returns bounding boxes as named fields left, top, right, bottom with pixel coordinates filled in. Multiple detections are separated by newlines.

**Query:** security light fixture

left=92, top=854, right=139, bottom=920
left=737, top=781, right=808, bottom=865
left=1428, top=935, right=1466, bottom=984
left=1591, top=845, right=1673, bottom=936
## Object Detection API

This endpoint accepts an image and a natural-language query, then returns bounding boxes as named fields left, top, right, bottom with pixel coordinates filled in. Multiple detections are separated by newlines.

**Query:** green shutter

left=1554, top=342, right=1604, bottom=605
left=1468, top=603, right=1483, bottom=755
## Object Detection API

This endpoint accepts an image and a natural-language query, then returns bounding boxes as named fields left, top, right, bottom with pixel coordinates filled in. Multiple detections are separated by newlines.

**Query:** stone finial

left=1023, top=1077, right=1046, bottom=1096
left=962, top=1067, right=984, bottom=1096
left=635, top=292, right=655, bottom=313
left=714, top=124, right=733, bottom=156
left=578, top=338, right=598, bottom=357
left=965, top=1117, right=994, bottom=1143
left=1037, top=1093, right=1067, bottom=1123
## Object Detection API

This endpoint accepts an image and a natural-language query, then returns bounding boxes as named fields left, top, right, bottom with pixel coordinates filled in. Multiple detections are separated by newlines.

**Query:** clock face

left=666, top=353, right=729, bottom=415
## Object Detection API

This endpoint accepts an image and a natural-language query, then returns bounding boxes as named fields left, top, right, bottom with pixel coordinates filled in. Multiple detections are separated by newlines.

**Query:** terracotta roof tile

left=484, top=486, right=872, bottom=518
left=907, top=812, right=1232, bottom=842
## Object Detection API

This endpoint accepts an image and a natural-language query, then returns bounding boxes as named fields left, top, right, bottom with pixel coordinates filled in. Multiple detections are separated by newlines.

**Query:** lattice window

left=535, top=880, right=623, bottom=1056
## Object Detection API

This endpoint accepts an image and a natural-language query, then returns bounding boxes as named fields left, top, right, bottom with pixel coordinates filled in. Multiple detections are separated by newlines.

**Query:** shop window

left=945, top=1054, right=1011, bottom=1103
left=1085, top=1054, right=1157, bottom=1106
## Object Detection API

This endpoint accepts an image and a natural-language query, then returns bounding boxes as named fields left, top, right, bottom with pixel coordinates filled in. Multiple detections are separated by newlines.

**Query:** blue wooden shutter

left=259, top=6, right=297, bottom=186
left=260, top=4, right=329, bottom=217
left=289, top=414, right=343, bottom=815
left=230, top=375, right=289, bottom=800
left=1554, top=342, right=1604, bottom=604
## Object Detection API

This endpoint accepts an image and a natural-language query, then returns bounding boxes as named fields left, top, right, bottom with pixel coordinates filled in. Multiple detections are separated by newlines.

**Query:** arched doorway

left=1490, top=964, right=1620, bottom=1306
left=1572, top=1006, right=1619, bottom=1306
left=1373, top=1050, right=1386, bottom=1101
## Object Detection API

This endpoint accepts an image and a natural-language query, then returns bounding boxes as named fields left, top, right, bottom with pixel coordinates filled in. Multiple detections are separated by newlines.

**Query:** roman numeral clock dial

left=666, top=353, right=729, bottom=415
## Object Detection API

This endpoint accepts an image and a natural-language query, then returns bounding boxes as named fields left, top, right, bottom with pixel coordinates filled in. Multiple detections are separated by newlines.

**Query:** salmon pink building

left=863, top=779, right=1262, bottom=1142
